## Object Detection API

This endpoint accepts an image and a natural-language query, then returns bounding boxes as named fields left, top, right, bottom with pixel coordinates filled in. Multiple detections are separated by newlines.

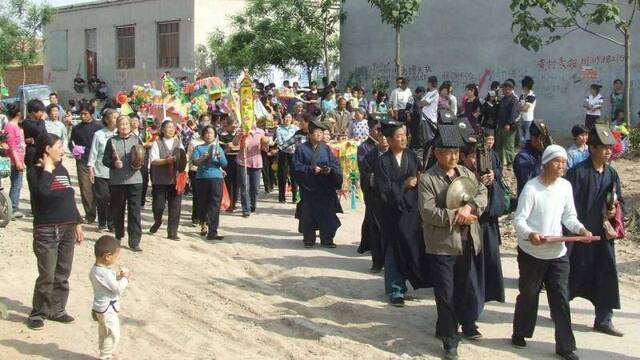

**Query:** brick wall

left=3, top=65, right=44, bottom=97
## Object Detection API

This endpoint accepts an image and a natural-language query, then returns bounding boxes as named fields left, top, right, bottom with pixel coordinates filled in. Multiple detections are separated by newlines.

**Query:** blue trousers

left=9, top=166, right=23, bottom=212
left=237, top=166, right=261, bottom=215
left=384, top=242, right=407, bottom=300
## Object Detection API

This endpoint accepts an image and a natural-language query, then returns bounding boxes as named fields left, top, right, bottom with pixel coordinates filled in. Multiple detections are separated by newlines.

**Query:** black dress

left=357, top=141, right=384, bottom=269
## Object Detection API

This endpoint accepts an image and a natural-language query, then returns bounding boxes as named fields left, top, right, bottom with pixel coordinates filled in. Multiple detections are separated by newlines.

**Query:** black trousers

left=585, top=114, right=600, bottom=130
left=188, top=170, right=199, bottom=222
left=277, top=151, right=298, bottom=202
left=261, top=152, right=276, bottom=193
left=151, top=184, right=182, bottom=237
left=513, top=248, right=576, bottom=354
left=110, top=184, right=143, bottom=248
left=196, top=178, right=223, bottom=236
left=93, top=177, right=112, bottom=227
left=224, top=155, right=239, bottom=209
left=30, top=223, right=76, bottom=321
left=429, top=239, right=480, bottom=350
left=141, top=165, right=150, bottom=207
left=75, top=161, right=96, bottom=221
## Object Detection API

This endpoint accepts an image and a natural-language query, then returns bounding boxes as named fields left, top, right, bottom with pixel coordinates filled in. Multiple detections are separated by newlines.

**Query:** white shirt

left=87, top=127, right=116, bottom=179
left=89, top=264, right=129, bottom=313
left=448, top=94, right=458, bottom=116
left=390, top=87, right=413, bottom=111
left=519, top=90, right=536, bottom=122
left=421, top=89, right=439, bottom=122
left=514, top=177, right=584, bottom=259
left=585, top=94, right=604, bottom=116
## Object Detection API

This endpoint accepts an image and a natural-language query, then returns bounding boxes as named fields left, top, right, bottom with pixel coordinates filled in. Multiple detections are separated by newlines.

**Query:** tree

left=0, top=0, right=54, bottom=84
left=510, top=0, right=639, bottom=126
left=367, top=0, right=422, bottom=78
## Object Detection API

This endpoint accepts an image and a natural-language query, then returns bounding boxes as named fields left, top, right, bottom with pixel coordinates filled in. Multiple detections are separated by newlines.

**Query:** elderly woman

left=88, top=108, right=118, bottom=232
left=27, top=133, right=84, bottom=330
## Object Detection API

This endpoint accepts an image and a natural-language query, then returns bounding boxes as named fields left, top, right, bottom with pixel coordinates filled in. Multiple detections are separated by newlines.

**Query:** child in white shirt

left=90, top=235, right=130, bottom=360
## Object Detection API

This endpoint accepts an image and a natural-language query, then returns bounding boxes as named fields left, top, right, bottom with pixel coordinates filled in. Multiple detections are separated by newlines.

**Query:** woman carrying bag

left=192, top=125, right=227, bottom=240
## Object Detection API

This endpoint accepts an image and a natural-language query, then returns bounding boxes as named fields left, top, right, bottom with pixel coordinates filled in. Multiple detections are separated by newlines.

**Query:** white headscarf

left=541, top=144, right=567, bottom=165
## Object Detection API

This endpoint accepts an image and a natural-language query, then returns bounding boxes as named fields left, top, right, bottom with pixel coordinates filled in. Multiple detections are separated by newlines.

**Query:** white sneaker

left=12, top=211, right=23, bottom=219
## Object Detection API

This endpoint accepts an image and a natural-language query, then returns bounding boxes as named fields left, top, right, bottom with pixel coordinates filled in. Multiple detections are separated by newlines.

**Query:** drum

left=130, top=144, right=146, bottom=170
left=173, top=147, right=188, bottom=173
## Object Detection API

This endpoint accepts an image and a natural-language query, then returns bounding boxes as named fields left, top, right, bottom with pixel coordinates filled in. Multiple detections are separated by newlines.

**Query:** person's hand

left=504, top=124, right=511, bottom=131
left=320, top=167, right=332, bottom=176
left=606, top=204, right=617, bottom=220
left=453, top=204, right=473, bottom=225
left=167, top=156, right=175, bottom=165
left=314, top=166, right=322, bottom=174
left=119, top=268, right=130, bottom=279
left=405, top=177, right=417, bottom=189
left=15, top=162, right=25, bottom=172
left=114, top=160, right=123, bottom=169
left=528, top=232, right=544, bottom=246
left=75, top=224, right=84, bottom=244
left=200, top=152, right=210, bottom=162
left=578, top=227, right=593, bottom=237
left=480, top=170, right=494, bottom=186
left=25, top=137, right=34, bottom=145
left=89, top=167, right=96, bottom=184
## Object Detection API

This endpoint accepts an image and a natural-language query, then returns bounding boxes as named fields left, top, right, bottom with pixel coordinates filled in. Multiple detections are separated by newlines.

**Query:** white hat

left=541, top=144, right=567, bottom=165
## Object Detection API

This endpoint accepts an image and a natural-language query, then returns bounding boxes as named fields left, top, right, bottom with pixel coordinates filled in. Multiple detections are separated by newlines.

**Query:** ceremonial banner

left=332, top=140, right=362, bottom=209
left=239, top=73, right=255, bottom=134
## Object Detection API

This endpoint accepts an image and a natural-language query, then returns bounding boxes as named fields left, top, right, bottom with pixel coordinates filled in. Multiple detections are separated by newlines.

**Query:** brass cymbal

left=446, top=176, right=478, bottom=209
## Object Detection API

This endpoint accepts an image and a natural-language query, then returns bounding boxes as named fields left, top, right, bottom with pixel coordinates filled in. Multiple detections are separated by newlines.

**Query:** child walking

left=90, top=235, right=130, bottom=360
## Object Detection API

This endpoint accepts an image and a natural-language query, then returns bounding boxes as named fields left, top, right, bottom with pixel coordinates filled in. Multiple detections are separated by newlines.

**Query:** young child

left=90, top=235, right=130, bottom=360
left=566, top=125, right=590, bottom=169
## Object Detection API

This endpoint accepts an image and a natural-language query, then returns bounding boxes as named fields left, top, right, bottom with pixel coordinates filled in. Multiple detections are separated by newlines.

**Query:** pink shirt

left=4, top=122, right=26, bottom=166
left=233, top=128, right=265, bottom=169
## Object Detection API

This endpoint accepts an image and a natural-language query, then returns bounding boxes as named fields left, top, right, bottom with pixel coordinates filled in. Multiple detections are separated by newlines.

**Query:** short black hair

left=415, top=86, right=426, bottom=94
left=94, top=235, right=119, bottom=258
left=521, top=76, right=534, bottom=89
left=427, top=76, right=438, bottom=86
left=613, top=79, right=623, bottom=84
left=27, top=99, right=46, bottom=114
left=46, top=104, right=59, bottom=116
left=49, top=92, right=58, bottom=98
left=490, top=81, right=500, bottom=90
left=78, top=102, right=95, bottom=115
left=571, top=124, right=588, bottom=138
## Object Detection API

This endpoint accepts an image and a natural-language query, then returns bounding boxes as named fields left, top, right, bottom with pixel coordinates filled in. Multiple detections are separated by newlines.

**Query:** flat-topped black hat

left=380, top=119, right=403, bottom=137
left=588, top=123, right=617, bottom=146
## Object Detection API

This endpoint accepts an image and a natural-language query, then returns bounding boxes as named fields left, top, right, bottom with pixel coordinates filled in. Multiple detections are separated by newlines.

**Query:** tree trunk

left=307, top=67, right=313, bottom=86
left=22, top=65, right=26, bottom=85
left=323, top=11, right=330, bottom=82
left=623, top=30, right=631, bottom=127
left=395, top=26, right=401, bottom=78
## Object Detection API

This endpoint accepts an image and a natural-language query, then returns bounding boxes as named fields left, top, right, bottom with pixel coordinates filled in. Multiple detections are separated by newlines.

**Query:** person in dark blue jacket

left=513, top=121, right=548, bottom=196
left=293, top=119, right=343, bottom=248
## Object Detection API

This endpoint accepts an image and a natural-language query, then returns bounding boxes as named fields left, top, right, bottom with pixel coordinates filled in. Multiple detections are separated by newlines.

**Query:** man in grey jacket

left=419, top=136, right=488, bottom=360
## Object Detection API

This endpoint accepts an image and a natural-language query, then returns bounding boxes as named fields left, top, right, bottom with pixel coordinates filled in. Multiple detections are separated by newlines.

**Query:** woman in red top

left=3, top=103, right=26, bottom=218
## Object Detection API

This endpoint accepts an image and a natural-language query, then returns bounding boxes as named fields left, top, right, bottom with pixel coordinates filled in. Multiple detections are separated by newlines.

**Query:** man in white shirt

left=518, top=76, right=536, bottom=144
left=420, top=76, right=439, bottom=141
left=389, top=77, right=412, bottom=121
left=512, top=145, right=591, bottom=360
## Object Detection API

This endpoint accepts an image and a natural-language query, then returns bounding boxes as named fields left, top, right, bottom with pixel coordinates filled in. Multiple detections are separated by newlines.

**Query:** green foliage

left=367, top=0, right=422, bottom=28
left=0, top=0, right=54, bottom=71
left=206, top=0, right=344, bottom=79
left=629, top=128, right=640, bottom=151
left=509, top=0, right=638, bottom=51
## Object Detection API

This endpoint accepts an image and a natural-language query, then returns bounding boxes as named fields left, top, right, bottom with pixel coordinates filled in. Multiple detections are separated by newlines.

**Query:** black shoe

left=390, top=297, right=405, bottom=307
left=278, top=200, right=286, bottom=203
left=129, top=246, right=143, bottom=252
left=206, top=235, right=225, bottom=240
left=97, top=225, right=106, bottom=232
left=369, top=267, right=382, bottom=273
left=168, top=235, right=180, bottom=241
left=84, top=216, right=95, bottom=224
left=149, top=223, right=160, bottom=234
left=463, top=328, right=483, bottom=340
left=511, top=335, right=526, bottom=348
left=304, top=244, right=314, bottom=249
left=594, top=324, right=624, bottom=337
left=242, top=213, right=250, bottom=218
left=27, top=319, right=44, bottom=330
left=320, top=243, right=337, bottom=248
left=49, top=314, right=75, bottom=323
left=250, top=208, right=256, bottom=213
left=556, top=351, right=579, bottom=360
left=444, top=348, right=458, bottom=360
left=107, top=225, right=114, bottom=233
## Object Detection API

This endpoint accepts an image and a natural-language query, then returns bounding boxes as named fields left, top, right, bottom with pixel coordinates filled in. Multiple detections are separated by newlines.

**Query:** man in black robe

left=513, top=121, right=548, bottom=197
left=565, top=124, right=624, bottom=337
left=293, top=119, right=343, bottom=248
left=357, top=118, right=386, bottom=272
left=375, top=121, right=431, bottom=307
left=460, top=135, right=506, bottom=310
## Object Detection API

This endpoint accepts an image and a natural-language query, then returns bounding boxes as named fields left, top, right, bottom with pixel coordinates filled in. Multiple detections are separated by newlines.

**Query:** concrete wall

left=340, top=0, right=640, bottom=137
left=44, top=0, right=196, bottom=102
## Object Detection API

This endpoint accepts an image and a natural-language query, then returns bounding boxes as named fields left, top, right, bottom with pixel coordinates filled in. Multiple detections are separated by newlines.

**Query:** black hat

left=501, top=79, right=515, bottom=89
left=309, top=118, right=328, bottom=131
left=571, top=124, right=589, bottom=138
left=588, top=124, right=616, bottom=146
left=529, top=119, right=548, bottom=138
left=434, top=123, right=467, bottom=149
left=381, top=120, right=403, bottom=137
left=484, top=128, right=495, bottom=137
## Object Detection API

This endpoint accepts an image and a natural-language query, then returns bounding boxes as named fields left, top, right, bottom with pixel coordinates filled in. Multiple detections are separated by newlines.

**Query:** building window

left=157, top=21, right=179, bottom=68
left=117, top=26, right=135, bottom=69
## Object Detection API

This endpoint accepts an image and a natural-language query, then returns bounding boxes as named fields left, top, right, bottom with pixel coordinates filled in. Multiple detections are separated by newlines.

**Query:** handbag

left=220, top=182, right=231, bottom=211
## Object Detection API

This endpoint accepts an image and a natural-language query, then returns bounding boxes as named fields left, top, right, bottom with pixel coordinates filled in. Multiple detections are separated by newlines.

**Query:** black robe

left=293, top=142, right=344, bottom=235
left=478, top=151, right=506, bottom=303
left=375, top=149, right=431, bottom=289
left=565, top=159, right=621, bottom=310
left=357, top=143, right=384, bottom=268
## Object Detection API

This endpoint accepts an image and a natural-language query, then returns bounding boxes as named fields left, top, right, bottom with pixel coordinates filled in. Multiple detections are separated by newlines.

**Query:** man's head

left=414, top=86, right=425, bottom=98
left=427, top=76, right=438, bottom=90
left=541, top=145, right=567, bottom=180
left=309, top=122, right=326, bottom=144
left=434, top=146, right=460, bottom=172
left=588, top=125, right=616, bottom=163
left=528, top=122, right=545, bottom=152
left=94, top=235, right=121, bottom=265
left=78, top=103, right=95, bottom=122
left=383, top=124, right=407, bottom=152
left=301, top=112, right=314, bottom=132
left=484, top=129, right=495, bottom=149
left=337, top=97, right=347, bottom=110
left=396, top=77, right=404, bottom=88
left=46, top=104, right=60, bottom=121
left=283, top=80, right=290, bottom=88
left=571, top=125, right=589, bottom=146
left=310, top=81, right=318, bottom=91
left=501, top=80, right=515, bottom=96
left=461, top=142, right=478, bottom=172
left=27, top=99, right=46, bottom=120
left=521, top=76, right=534, bottom=91
left=49, top=93, right=59, bottom=105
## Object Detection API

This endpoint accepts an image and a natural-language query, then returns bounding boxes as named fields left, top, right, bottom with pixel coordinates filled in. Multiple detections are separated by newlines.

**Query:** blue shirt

left=513, top=143, right=542, bottom=197
left=192, top=143, right=228, bottom=179
left=566, top=144, right=590, bottom=169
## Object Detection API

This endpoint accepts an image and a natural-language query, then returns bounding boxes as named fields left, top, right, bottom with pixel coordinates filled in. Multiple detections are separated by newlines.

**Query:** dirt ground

left=0, top=157, right=639, bottom=360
